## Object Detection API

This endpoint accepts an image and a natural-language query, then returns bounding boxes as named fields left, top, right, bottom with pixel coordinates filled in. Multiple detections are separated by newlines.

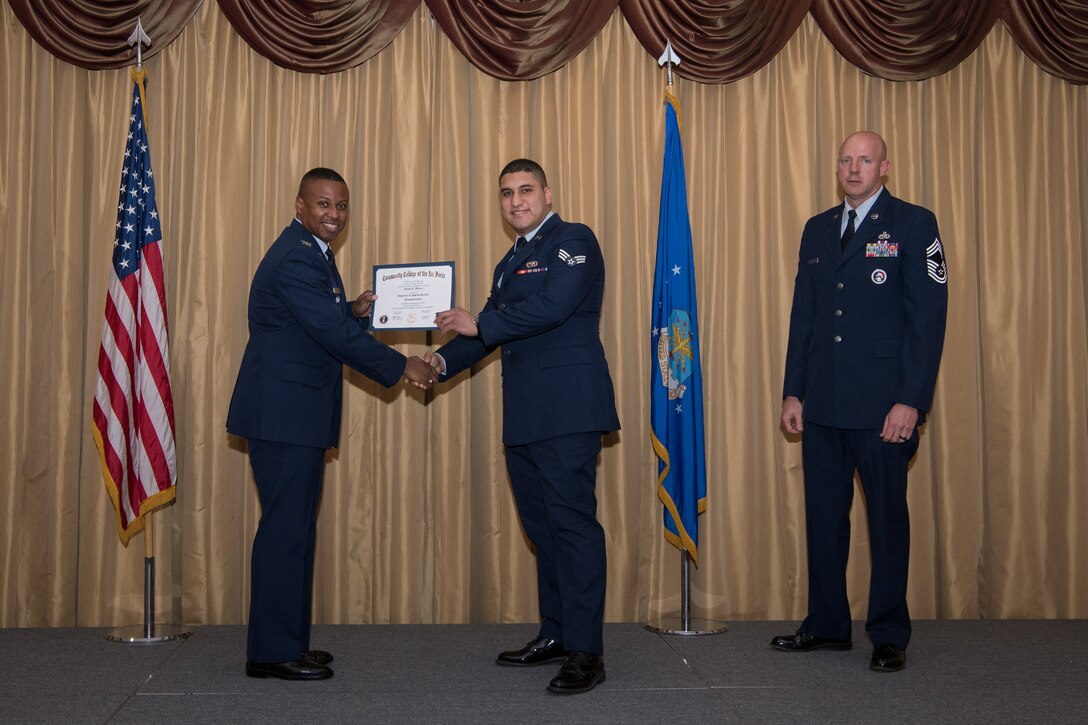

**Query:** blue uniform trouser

left=246, top=438, right=326, bottom=663
left=800, top=421, right=919, bottom=650
left=505, top=431, right=607, bottom=655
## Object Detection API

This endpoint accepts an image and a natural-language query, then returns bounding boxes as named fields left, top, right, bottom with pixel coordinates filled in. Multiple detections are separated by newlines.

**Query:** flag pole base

left=645, top=617, right=728, bottom=636
left=105, top=623, right=192, bottom=644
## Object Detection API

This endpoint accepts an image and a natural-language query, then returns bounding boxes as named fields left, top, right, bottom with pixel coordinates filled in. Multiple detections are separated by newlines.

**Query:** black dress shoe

left=496, top=636, right=567, bottom=667
left=304, top=649, right=333, bottom=665
left=770, top=631, right=852, bottom=652
left=870, top=643, right=906, bottom=672
left=245, top=659, right=333, bottom=680
left=547, top=652, right=605, bottom=694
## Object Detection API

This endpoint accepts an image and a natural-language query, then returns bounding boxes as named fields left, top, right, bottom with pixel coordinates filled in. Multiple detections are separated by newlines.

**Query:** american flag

left=91, top=69, right=177, bottom=545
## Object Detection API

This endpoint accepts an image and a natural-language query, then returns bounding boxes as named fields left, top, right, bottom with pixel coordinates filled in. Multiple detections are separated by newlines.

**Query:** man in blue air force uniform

left=773, top=132, right=948, bottom=673
left=425, top=159, right=619, bottom=695
left=227, top=167, right=434, bottom=680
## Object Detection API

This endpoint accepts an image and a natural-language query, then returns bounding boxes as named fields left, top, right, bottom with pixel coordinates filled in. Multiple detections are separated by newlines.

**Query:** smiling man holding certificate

left=227, top=167, right=435, bottom=681
left=424, top=158, right=619, bottom=695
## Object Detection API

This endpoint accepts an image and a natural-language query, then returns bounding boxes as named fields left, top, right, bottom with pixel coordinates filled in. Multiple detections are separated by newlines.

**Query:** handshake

left=402, top=354, right=443, bottom=390
left=354, top=292, right=478, bottom=392
left=397, top=305, right=478, bottom=390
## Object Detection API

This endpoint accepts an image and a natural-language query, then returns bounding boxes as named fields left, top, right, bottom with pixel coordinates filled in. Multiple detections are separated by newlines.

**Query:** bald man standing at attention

left=774, top=132, right=948, bottom=673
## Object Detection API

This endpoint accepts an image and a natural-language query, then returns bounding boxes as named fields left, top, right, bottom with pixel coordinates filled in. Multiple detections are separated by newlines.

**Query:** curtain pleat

left=216, top=0, right=420, bottom=73
left=6, top=0, right=201, bottom=69
left=425, top=0, right=620, bottom=80
left=810, top=0, right=1004, bottom=81
left=619, top=0, right=811, bottom=83
left=1004, top=0, right=1088, bottom=84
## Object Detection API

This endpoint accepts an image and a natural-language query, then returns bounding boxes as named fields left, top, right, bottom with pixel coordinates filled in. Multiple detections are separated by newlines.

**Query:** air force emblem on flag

left=558, top=248, right=586, bottom=266
left=656, top=310, right=695, bottom=401
left=926, top=238, right=948, bottom=284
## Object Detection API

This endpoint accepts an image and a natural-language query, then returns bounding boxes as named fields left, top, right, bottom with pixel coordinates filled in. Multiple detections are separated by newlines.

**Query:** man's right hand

left=434, top=307, right=479, bottom=337
left=422, top=351, right=444, bottom=376
left=403, top=356, right=435, bottom=390
left=781, top=396, right=804, bottom=434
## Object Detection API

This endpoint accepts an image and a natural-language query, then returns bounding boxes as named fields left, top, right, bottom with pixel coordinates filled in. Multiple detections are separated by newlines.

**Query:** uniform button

left=836, top=282, right=844, bottom=290
left=834, top=335, right=842, bottom=343
left=505, top=349, right=511, bottom=356
left=499, top=303, right=507, bottom=310
left=835, top=309, right=842, bottom=316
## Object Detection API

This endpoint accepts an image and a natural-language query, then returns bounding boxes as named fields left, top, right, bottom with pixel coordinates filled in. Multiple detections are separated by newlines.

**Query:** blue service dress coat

left=783, top=189, right=948, bottom=427
left=781, top=188, right=948, bottom=650
left=436, top=212, right=619, bottom=654
left=227, top=217, right=407, bottom=663
left=227, top=218, right=407, bottom=446
left=437, top=213, right=620, bottom=444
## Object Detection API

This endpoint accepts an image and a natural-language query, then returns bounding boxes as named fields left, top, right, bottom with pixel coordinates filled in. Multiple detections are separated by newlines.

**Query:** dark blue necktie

left=499, top=237, right=527, bottom=287
left=841, top=209, right=857, bottom=251
left=324, top=248, right=345, bottom=305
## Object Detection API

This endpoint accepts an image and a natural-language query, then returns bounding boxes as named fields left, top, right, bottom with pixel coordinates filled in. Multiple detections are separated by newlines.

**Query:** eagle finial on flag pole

left=127, top=17, right=151, bottom=70
left=657, top=39, right=681, bottom=93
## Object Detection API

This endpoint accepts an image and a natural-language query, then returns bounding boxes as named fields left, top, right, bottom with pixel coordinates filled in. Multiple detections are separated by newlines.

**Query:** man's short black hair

left=499, top=158, right=547, bottom=188
left=299, top=167, right=346, bottom=194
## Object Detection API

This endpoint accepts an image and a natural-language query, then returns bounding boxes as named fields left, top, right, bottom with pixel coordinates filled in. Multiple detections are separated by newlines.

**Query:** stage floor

left=1, top=619, right=1084, bottom=723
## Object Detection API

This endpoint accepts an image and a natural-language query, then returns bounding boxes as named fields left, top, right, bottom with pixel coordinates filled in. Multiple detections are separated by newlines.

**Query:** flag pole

left=645, top=41, right=725, bottom=637
left=103, top=17, right=190, bottom=645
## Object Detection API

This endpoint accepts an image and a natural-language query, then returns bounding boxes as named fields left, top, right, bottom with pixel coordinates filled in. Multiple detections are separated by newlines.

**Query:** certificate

left=370, top=261, right=455, bottom=331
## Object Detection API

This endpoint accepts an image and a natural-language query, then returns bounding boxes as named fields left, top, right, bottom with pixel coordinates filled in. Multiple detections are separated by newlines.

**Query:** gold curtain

left=0, top=2, right=1085, bottom=627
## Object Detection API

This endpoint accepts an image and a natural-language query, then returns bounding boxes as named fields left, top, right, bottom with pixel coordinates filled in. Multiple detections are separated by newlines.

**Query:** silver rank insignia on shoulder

left=558, top=249, right=586, bottom=266
left=926, top=238, right=948, bottom=284
left=300, top=239, right=313, bottom=247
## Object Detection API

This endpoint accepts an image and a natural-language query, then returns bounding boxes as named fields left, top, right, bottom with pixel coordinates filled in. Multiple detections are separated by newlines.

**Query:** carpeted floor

left=1, top=620, right=1084, bottom=723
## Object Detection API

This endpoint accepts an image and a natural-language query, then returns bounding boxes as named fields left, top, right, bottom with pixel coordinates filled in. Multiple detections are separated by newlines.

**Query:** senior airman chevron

left=557, top=248, right=586, bottom=266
